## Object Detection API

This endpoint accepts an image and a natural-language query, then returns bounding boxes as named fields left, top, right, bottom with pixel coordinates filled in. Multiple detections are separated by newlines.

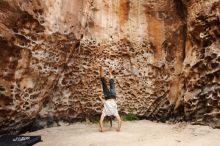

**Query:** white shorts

left=102, top=99, right=119, bottom=117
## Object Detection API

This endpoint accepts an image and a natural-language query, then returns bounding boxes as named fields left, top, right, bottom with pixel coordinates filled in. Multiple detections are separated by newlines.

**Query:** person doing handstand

left=99, top=66, right=122, bottom=132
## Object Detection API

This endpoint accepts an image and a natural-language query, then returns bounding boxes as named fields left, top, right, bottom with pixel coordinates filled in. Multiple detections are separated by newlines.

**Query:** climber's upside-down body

left=99, top=67, right=122, bottom=132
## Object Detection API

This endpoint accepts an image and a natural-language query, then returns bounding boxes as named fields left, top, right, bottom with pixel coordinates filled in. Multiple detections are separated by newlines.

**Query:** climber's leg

left=100, top=66, right=109, bottom=98
left=109, top=67, right=116, bottom=97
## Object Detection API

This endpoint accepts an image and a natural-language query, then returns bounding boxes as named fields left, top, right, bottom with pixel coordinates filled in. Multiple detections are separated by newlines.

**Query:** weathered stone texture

left=183, top=0, right=220, bottom=127
left=0, top=0, right=219, bottom=133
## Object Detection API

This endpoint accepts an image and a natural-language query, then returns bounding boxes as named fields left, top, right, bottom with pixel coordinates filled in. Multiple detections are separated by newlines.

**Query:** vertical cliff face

left=0, top=0, right=219, bottom=134
left=183, top=0, right=220, bottom=127
left=0, top=0, right=80, bottom=133
left=46, top=0, right=187, bottom=122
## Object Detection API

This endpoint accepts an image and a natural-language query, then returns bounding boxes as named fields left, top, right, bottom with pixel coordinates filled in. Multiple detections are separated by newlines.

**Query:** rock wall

left=183, top=0, right=220, bottom=127
left=0, top=0, right=219, bottom=134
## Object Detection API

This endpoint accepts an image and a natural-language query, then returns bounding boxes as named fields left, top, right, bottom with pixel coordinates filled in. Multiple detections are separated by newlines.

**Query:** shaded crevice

left=174, top=0, right=188, bottom=62
left=174, top=0, right=187, bottom=21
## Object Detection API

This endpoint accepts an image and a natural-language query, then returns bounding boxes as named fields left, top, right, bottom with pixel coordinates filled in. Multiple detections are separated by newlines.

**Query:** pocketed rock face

left=0, top=0, right=220, bottom=133
left=0, top=1, right=79, bottom=133
left=44, top=0, right=186, bottom=122
left=183, top=0, right=220, bottom=127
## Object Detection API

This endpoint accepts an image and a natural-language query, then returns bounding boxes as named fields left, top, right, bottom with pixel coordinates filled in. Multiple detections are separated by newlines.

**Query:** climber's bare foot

left=100, top=66, right=104, bottom=77
left=109, top=67, right=113, bottom=79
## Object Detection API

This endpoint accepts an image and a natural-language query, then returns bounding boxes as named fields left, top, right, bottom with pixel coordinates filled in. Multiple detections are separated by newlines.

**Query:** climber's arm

left=99, top=95, right=105, bottom=103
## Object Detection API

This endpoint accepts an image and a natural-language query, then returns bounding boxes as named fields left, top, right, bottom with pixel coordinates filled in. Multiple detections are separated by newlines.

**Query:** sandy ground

left=28, top=120, right=220, bottom=146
